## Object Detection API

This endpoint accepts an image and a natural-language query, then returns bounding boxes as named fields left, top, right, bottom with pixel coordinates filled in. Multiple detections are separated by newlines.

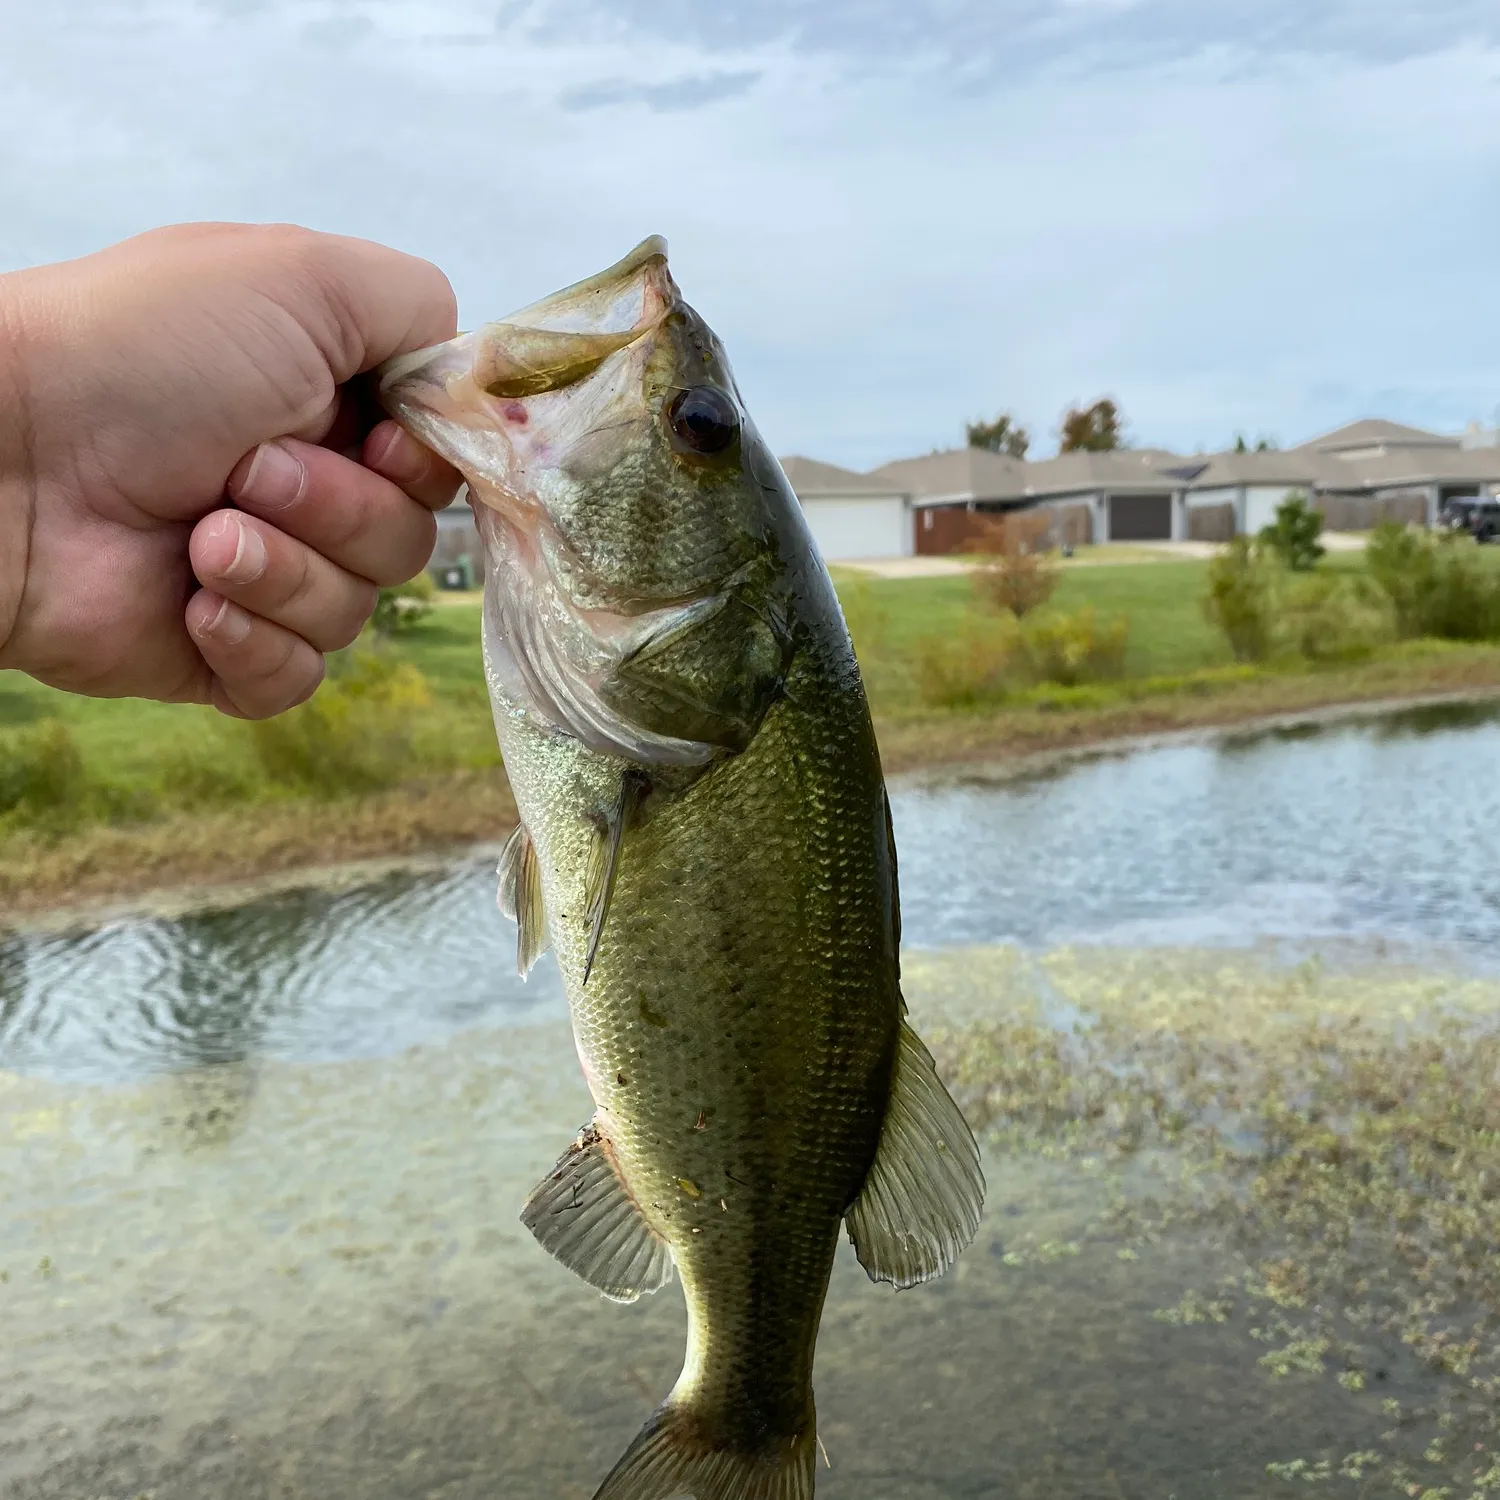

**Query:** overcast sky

left=3, top=0, right=1498, bottom=465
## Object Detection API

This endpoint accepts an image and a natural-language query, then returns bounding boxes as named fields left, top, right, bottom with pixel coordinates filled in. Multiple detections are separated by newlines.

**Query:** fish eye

left=667, top=387, right=739, bottom=456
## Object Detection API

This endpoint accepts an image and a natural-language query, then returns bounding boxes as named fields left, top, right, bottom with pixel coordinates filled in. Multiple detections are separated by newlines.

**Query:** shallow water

left=1, top=958, right=1420, bottom=1500
left=4, top=704, right=1500, bottom=1497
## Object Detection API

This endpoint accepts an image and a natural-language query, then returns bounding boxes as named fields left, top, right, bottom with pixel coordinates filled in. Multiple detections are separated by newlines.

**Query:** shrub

left=1022, top=606, right=1129, bottom=687
left=371, top=573, right=436, bottom=636
left=911, top=613, right=1022, bottom=708
left=1203, top=537, right=1284, bottom=662
left=0, top=719, right=88, bottom=825
left=1258, top=492, right=1325, bottom=572
left=154, top=745, right=265, bottom=810
left=1281, top=572, right=1394, bottom=662
left=973, top=550, right=1060, bottom=619
left=1364, top=522, right=1436, bottom=636
left=248, top=647, right=434, bottom=794
left=1366, top=523, right=1500, bottom=641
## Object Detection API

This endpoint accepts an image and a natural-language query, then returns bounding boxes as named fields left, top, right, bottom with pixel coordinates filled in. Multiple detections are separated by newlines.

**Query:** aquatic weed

left=931, top=948, right=1500, bottom=1496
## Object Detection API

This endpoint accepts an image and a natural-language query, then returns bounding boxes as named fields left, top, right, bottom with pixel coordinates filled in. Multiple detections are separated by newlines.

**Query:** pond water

left=3, top=701, right=1500, bottom=1498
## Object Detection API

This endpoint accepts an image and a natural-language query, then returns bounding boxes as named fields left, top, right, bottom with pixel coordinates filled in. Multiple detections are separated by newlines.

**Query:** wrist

left=0, top=272, right=38, bottom=672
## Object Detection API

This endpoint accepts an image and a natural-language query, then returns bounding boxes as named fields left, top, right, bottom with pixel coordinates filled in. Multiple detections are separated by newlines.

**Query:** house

left=869, top=445, right=1195, bottom=545
left=777, top=457, right=914, bottom=561
left=786, top=418, right=1500, bottom=554
left=1185, top=421, right=1500, bottom=536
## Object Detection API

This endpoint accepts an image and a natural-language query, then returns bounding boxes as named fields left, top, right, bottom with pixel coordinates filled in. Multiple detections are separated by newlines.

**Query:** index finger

left=270, top=227, right=459, bottom=384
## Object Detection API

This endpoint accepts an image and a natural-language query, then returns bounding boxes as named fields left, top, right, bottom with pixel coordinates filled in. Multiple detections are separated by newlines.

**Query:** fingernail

left=219, top=515, right=268, bottom=584
left=199, top=596, right=252, bottom=645
left=238, top=441, right=305, bottom=509
left=370, top=425, right=424, bottom=481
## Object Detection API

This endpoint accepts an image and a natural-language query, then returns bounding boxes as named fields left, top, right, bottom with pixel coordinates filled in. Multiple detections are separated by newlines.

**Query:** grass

left=7, top=554, right=1500, bottom=914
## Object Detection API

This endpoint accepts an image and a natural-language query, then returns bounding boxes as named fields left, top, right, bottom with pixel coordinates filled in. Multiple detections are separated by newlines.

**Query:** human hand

left=0, top=222, right=463, bottom=717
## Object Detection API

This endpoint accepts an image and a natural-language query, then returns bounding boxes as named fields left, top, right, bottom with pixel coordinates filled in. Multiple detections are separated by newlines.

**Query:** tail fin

left=593, top=1399, right=815, bottom=1500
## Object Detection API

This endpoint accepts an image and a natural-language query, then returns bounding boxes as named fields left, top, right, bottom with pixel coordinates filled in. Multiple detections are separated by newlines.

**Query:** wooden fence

left=915, top=502, right=1093, bottom=555
left=1314, top=491, right=1430, bottom=532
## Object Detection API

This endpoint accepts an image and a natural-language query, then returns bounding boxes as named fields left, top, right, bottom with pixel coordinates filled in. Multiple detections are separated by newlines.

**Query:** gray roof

left=1291, top=418, right=1462, bottom=456
left=1186, top=450, right=1322, bottom=488
left=1012, top=448, right=1188, bottom=499
left=783, top=419, right=1500, bottom=514
left=778, top=455, right=907, bottom=498
left=1320, top=447, right=1500, bottom=491
left=869, top=447, right=1027, bottom=503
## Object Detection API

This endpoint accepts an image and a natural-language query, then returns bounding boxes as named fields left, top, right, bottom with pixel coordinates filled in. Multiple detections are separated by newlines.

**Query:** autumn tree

left=1058, top=398, right=1124, bottom=453
left=966, top=412, right=1030, bottom=458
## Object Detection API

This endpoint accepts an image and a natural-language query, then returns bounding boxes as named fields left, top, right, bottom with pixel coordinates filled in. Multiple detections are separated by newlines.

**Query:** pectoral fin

left=497, top=823, right=549, bottom=977
left=846, top=1021, right=985, bottom=1288
left=583, top=770, right=651, bottom=983
left=521, top=1122, right=674, bottom=1304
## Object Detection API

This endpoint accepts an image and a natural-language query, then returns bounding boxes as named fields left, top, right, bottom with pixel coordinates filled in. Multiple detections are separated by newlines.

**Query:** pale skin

left=0, top=222, right=465, bottom=718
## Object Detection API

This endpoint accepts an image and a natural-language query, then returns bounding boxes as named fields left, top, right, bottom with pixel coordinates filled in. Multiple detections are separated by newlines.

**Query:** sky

left=2, top=0, right=1498, bottom=467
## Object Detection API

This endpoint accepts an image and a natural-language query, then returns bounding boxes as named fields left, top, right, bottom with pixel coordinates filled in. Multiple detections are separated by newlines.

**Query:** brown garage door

left=1108, top=493, right=1172, bottom=541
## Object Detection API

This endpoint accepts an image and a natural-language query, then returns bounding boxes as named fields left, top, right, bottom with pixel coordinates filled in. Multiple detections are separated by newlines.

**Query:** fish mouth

left=375, top=236, right=677, bottom=493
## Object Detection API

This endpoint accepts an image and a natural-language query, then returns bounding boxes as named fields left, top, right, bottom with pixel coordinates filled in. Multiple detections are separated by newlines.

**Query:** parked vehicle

left=1439, top=497, right=1500, bottom=542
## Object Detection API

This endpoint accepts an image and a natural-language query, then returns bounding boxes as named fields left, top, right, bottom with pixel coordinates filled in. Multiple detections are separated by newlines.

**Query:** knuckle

left=272, top=544, right=320, bottom=615
left=368, top=516, right=436, bottom=587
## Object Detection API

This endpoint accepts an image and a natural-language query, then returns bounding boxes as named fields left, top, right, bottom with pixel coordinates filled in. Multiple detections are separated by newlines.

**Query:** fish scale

left=378, top=236, right=984, bottom=1500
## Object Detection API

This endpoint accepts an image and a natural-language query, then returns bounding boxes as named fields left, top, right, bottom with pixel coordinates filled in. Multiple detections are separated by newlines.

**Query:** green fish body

left=378, top=239, right=983, bottom=1500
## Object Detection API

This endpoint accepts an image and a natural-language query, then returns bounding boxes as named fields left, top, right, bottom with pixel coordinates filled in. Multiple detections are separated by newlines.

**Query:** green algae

left=929, top=945, right=1500, bottom=1498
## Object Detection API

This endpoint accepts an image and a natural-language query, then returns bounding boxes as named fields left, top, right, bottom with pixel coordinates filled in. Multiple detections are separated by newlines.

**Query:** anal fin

left=846, top=1020, right=985, bottom=1289
left=521, top=1121, right=674, bottom=1304
left=497, top=822, right=549, bottom=977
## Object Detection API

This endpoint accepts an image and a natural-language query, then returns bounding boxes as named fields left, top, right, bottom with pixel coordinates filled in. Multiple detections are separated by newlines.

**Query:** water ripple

left=7, top=702, right=1500, bottom=1083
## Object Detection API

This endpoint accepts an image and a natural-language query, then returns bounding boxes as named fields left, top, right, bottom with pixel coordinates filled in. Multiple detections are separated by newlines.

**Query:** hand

left=0, top=222, right=463, bottom=717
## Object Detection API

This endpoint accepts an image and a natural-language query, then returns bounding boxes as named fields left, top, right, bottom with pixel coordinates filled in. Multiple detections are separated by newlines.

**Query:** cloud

left=567, top=0, right=1500, bottom=74
left=558, top=68, right=761, bottom=112
left=0, top=0, right=1497, bottom=467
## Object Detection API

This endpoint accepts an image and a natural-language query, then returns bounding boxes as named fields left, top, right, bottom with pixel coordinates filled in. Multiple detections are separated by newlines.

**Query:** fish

left=376, top=238, right=984, bottom=1500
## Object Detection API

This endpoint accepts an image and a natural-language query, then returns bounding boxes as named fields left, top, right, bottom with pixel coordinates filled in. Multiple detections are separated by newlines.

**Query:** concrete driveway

left=833, top=532, right=1369, bottom=578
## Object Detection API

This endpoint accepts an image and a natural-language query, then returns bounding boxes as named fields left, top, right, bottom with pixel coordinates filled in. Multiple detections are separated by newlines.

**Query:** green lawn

left=1, top=562, right=1226, bottom=757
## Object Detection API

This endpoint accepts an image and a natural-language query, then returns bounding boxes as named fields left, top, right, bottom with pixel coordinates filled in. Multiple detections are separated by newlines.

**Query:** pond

left=3, top=701, right=1500, bottom=1498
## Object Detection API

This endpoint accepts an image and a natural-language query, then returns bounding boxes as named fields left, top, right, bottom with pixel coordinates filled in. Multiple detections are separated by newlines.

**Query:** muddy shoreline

left=8, top=682, right=1498, bottom=936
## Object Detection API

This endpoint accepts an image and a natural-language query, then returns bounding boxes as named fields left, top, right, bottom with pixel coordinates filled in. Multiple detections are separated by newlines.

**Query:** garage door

left=1108, top=493, right=1172, bottom=541
left=800, top=497, right=910, bottom=561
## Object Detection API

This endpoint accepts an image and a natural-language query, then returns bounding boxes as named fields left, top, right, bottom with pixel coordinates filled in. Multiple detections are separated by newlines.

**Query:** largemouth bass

left=377, top=239, right=983, bottom=1500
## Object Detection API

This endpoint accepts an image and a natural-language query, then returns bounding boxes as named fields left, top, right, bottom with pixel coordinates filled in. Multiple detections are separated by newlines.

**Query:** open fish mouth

left=376, top=236, right=678, bottom=524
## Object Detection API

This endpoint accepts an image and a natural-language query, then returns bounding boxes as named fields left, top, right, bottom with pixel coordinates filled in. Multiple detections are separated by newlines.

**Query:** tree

left=1058, top=398, right=1124, bottom=453
left=1257, top=491, right=1325, bottom=572
left=1234, top=432, right=1277, bottom=453
left=966, top=412, right=1030, bottom=458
